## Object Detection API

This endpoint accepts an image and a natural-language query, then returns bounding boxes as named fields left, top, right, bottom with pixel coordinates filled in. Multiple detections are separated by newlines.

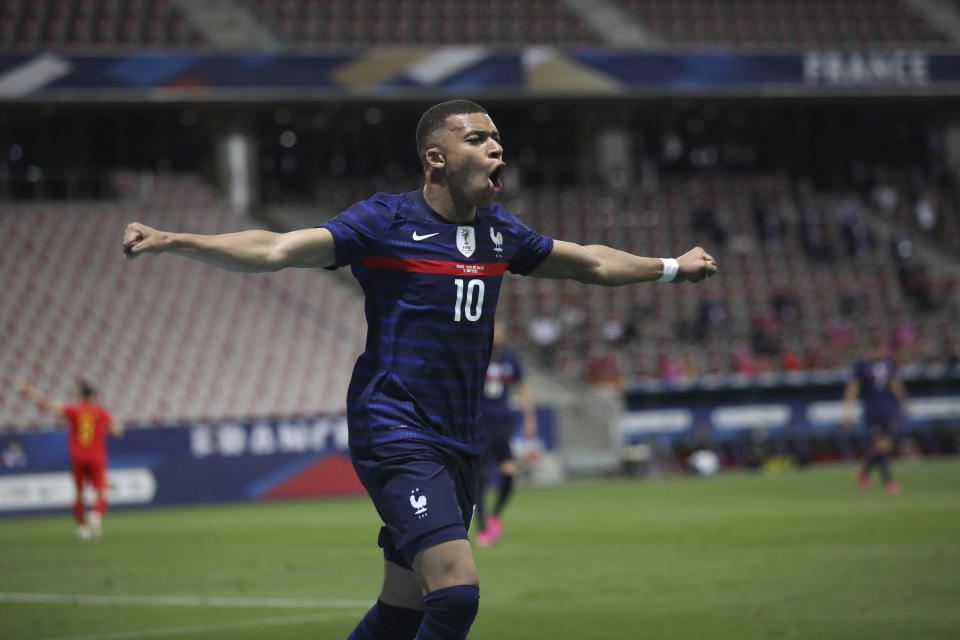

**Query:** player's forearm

left=842, top=382, right=859, bottom=422
left=892, top=379, right=909, bottom=405
left=162, top=230, right=285, bottom=272
left=25, top=388, right=62, bottom=414
left=581, top=245, right=664, bottom=286
left=842, top=382, right=859, bottom=405
left=514, top=383, right=537, bottom=436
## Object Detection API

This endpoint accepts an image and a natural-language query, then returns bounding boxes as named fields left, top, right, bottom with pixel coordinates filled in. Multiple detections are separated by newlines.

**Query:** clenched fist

left=675, top=247, right=718, bottom=283
left=122, top=222, right=164, bottom=258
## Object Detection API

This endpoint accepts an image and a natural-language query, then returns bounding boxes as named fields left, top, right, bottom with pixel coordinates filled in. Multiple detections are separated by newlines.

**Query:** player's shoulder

left=354, top=190, right=432, bottom=223
left=478, top=202, right=541, bottom=238
left=480, top=200, right=520, bottom=224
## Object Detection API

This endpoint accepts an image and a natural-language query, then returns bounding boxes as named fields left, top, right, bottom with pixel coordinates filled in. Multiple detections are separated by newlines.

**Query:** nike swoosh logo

left=412, top=232, right=439, bottom=241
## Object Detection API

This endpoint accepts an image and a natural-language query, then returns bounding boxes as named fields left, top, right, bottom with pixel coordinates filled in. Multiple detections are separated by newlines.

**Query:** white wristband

left=658, top=258, right=678, bottom=282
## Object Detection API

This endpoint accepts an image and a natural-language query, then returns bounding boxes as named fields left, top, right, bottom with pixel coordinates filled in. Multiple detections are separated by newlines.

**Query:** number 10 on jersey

left=454, top=278, right=485, bottom=322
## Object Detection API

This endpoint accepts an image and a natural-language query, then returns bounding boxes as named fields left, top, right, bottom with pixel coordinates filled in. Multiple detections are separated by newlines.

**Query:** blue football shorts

left=866, top=415, right=900, bottom=439
left=351, top=438, right=481, bottom=570
left=482, top=419, right=515, bottom=465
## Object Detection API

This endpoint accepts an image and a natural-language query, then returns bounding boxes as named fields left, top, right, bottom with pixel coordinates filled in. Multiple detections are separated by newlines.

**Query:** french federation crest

left=490, top=226, right=503, bottom=253
left=457, top=225, right=475, bottom=258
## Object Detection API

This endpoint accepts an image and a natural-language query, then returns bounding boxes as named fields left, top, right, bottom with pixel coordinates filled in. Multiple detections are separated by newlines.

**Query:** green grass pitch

left=1, top=459, right=958, bottom=639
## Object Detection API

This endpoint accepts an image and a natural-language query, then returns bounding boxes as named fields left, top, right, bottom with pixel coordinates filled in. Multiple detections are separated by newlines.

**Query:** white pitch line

left=0, top=592, right=371, bottom=610
left=40, top=611, right=357, bottom=640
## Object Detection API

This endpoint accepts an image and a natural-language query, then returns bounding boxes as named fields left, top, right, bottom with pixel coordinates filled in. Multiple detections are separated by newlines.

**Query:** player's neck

left=423, top=184, right=476, bottom=224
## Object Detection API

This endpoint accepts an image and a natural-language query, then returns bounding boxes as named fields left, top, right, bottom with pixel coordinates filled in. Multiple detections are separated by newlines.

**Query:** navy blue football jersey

left=479, top=348, right=524, bottom=423
left=321, top=189, right=553, bottom=454
left=852, top=358, right=902, bottom=421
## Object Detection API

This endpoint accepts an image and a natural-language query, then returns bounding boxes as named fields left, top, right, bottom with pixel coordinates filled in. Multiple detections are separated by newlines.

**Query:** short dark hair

left=415, top=99, right=487, bottom=164
left=78, top=379, right=96, bottom=399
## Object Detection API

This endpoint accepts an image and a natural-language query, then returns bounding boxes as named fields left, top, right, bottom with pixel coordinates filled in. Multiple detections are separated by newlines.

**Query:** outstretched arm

left=18, top=379, right=66, bottom=416
left=531, top=241, right=717, bottom=285
left=842, top=379, right=860, bottom=428
left=122, top=222, right=336, bottom=272
left=107, top=415, right=124, bottom=438
left=514, top=380, right=537, bottom=439
left=891, top=377, right=910, bottom=414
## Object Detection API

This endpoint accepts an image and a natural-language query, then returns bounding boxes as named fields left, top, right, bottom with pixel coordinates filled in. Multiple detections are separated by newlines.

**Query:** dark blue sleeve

left=318, top=194, right=393, bottom=269
left=507, top=214, right=554, bottom=276
left=851, top=361, right=865, bottom=382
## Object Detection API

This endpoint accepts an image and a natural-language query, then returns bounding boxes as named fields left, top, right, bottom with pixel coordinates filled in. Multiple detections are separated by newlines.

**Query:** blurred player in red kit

left=19, top=378, right=123, bottom=539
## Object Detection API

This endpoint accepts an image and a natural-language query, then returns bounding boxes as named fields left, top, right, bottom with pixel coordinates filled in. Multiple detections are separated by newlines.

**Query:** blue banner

left=0, top=408, right=556, bottom=515
left=2, top=49, right=959, bottom=98
left=0, top=415, right=361, bottom=515
left=619, top=389, right=960, bottom=444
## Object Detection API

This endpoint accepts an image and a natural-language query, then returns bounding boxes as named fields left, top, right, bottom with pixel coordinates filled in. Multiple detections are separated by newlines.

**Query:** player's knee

left=421, top=584, right=480, bottom=637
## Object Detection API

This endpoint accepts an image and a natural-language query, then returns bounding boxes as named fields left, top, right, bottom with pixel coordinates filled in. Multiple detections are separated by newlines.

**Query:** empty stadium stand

left=0, top=0, right=205, bottom=49
left=616, top=0, right=952, bottom=48
left=0, top=174, right=366, bottom=430
left=6, top=0, right=952, bottom=51
left=239, top=0, right=604, bottom=47
left=496, top=175, right=959, bottom=384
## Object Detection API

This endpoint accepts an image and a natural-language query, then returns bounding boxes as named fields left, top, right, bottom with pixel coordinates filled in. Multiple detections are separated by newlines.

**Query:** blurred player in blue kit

left=843, top=332, right=910, bottom=494
left=474, top=320, right=537, bottom=547
left=122, top=99, right=718, bottom=639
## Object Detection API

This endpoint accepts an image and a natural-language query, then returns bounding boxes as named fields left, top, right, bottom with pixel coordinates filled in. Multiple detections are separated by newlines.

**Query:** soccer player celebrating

left=843, top=332, right=910, bottom=494
left=121, top=99, right=717, bottom=639
left=475, top=320, right=537, bottom=547
left=19, top=378, right=123, bottom=540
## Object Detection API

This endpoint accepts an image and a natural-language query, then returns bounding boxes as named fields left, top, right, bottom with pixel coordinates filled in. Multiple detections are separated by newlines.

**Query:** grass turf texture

left=1, top=460, right=957, bottom=639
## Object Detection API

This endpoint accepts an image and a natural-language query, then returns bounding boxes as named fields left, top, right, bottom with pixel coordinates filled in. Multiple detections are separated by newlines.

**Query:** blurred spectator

left=825, top=315, right=856, bottom=351
left=896, top=261, right=938, bottom=312
left=892, top=315, right=918, bottom=351
left=618, top=304, right=649, bottom=345
left=836, top=196, right=874, bottom=257
left=690, top=201, right=728, bottom=249
left=752, top=192, right=786, bottom=243
left=798, top=201, right=834, bottom=260
left=870, top=172, right=899, bottom=216
left=803, top=331, right=834, bottom=370
left=731, top=340, right=759, bottom=376
left=838, top=289, right=863, bottom=317
left=657, top=350, right=697, bottom=384
left=781, top=346, right=804, bottom=372
left=689, top=299, right=726, bottom=342
left=770, top=290, right=800, bottom=323
left=913, top=190, right=937, bottom=232
left=586, top=348, right=626, bottom=390
left=528, top=315, right=561, bottom=367
left=601, top=316, right=625, bottom=343
left=751, top=308, right=782, bottom=357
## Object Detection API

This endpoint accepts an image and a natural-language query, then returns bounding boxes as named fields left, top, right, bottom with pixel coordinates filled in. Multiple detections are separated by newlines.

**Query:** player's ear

left=425, top=146, right=445, bottom=170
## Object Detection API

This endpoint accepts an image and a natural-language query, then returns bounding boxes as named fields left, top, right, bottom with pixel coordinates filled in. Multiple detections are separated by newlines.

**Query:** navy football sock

left=492, top=474, right=514, bottom=516
left=863, top=451, right=881, bottom=475
left=415, top=585, right=479, bottom=640
left=877, top=454, right=892, bottom=483
left=348, top=599, right=424, bottom=640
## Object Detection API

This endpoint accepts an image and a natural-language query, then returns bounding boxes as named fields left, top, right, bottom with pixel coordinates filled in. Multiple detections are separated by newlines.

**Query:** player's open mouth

left=489, top=164, right=505, bottom=194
